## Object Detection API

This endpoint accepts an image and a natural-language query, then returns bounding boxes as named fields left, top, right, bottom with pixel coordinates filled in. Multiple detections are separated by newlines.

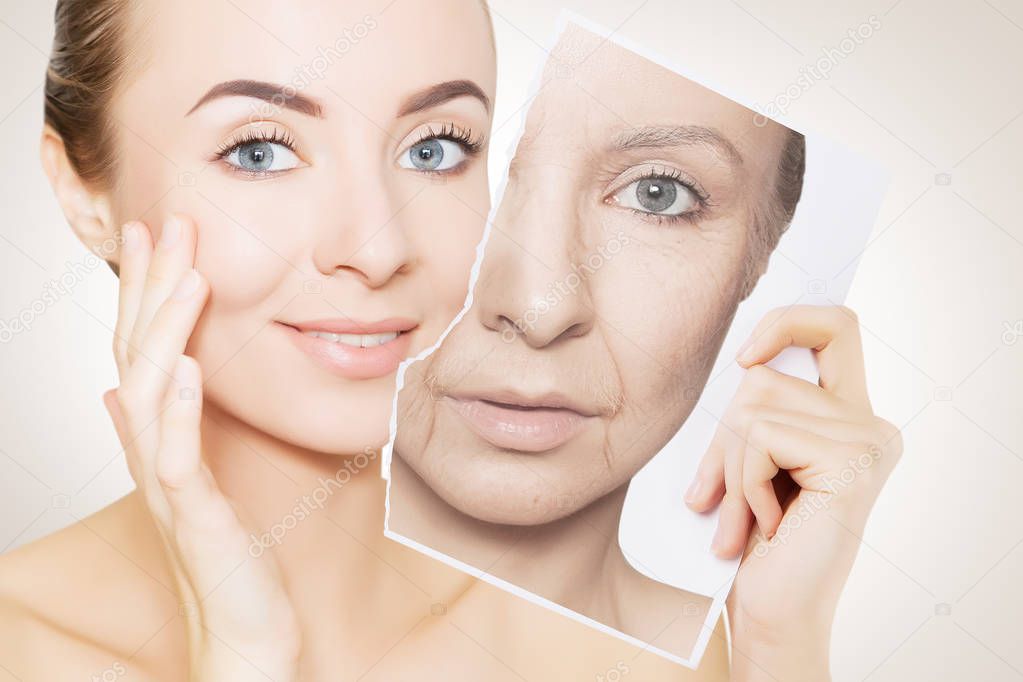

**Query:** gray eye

left=409, top=139, right=444, bottom=171
left=238, top=141, right=274, bottom=171
left=635, top=178, right=677, bottom=213
left=223, top=140, right=301, bottom=174
left=399, top=138, right=468, bottom=173
left=611, top=175, right=698, bottom=217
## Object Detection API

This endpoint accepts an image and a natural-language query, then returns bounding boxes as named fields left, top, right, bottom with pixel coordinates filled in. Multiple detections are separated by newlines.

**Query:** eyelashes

left=411, top=122, right=485, bottom=157
left=604, top=164, right=712, bottom=226
left=213, top=127, right=295, bottom=160
left=397, top=122, right=486, bottom=176
left=208, top=122, right=486, bottom=179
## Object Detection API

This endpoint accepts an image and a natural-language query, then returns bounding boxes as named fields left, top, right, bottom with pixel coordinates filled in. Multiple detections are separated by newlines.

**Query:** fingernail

left=160, top=215, right=181, bottom=248
left=684, top=478, right=702, bottom=504
left=122, top=223, right=139, bottom=251
left=736, top=341, right=756, bottom=365
left=173, top=269, right=200, bottom=299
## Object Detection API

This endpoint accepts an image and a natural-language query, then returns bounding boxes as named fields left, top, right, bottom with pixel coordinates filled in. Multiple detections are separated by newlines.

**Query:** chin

left=286, top=392, right=396, bottom=455
left=210, top=378, right=398, bottom=457
left=418, top=453, right=602, bottom=526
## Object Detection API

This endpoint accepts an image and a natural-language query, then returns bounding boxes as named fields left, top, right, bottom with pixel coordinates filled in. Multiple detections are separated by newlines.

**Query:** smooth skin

left=104, top=215, right=300, bottom=679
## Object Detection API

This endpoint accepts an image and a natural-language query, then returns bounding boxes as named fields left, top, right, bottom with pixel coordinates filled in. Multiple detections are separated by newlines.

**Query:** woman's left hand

left=684, top=304, right=903, bottom=681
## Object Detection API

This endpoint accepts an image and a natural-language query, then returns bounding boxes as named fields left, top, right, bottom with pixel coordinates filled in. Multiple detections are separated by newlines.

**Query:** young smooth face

left=395, top=24, right=793, bottom=525
left=103, top=0, right=495, bottom=453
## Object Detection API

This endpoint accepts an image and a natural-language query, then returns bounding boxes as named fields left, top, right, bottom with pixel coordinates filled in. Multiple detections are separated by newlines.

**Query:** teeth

left=303, top=331, right=399, bottom=348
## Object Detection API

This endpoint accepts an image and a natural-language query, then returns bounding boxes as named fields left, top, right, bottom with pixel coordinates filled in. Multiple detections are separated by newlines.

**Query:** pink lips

left=279, top=318, right=417, bottom=381
left=444, top=392, right=594, bottom=453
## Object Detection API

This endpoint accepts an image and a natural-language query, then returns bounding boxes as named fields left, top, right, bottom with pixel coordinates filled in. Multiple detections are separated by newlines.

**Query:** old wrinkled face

left=395, top=24, right=791, bottom=524
left=108, top=0, right=495, bottom=453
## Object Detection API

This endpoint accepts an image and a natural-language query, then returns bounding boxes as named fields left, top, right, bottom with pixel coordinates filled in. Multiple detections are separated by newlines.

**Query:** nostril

left=497, top=315, right=524, bottom=336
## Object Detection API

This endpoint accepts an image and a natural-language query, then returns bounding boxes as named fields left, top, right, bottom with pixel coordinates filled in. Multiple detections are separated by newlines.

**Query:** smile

left=301, top=331, right=399, bottom=348
left=279, top=318, right=417, bottom=381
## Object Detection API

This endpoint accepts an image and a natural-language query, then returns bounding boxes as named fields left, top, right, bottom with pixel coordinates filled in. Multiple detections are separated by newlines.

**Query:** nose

left=312, top=180, right=414, bottom=288
left=477, top=168, right=595, bottom=348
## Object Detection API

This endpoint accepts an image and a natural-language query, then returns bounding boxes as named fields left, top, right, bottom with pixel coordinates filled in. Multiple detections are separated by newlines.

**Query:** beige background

left=1, top=1, right=1020, bottom=679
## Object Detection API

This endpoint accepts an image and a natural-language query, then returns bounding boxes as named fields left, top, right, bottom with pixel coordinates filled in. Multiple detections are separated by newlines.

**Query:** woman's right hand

left=102, top=215, right=301, bottom=681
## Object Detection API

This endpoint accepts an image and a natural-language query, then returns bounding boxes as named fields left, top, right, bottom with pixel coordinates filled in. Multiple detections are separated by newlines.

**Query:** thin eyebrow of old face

left=609, top=125, right=744, bottom=168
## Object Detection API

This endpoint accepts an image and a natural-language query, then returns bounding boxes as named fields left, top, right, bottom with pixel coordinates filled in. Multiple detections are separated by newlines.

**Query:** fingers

left=113, top=222, right=153, bottom=379
left=688, top=400, right=884, bottom=559
left=685, top=439, right=725, bottom=511
left=156, top=356, right=263, bottom=599
left=740, top=420, right=816, bottom=541
left=684, top=364, right=845, bottom=512
left=102, top=387, right=146, bottom=488
left=736, top=305, right=870, bottom=408
left=128, top=214, right=198, bottom=366
left=156, top=355, right=233, bottom=532
left=713, top=426, right=754, bottom=558
left=125, top=269, right=209, bottom=407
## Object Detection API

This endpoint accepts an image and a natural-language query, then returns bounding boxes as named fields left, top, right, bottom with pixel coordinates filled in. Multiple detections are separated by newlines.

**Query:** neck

left=388, top=454, right=632, bottom=619
left=388, top=454, right=713, bottom=653
left=188, top=401, right=476, bottom=670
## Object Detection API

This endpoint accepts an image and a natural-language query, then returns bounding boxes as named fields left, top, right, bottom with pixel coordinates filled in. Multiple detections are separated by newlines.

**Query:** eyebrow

left=187, top=79, right=324, bottom=118
left=610, top=125, right=744, bottom=167
left=396, top=79, right=491, bottom=117
left=187, top=78, right=490, bottom=120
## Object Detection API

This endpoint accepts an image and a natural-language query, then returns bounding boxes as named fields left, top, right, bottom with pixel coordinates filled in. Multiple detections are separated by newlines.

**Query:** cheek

left=408, top=189, right=486, bottom=320
left=190, top=201, right=293, bottom=309
left=594, top=224, right=747, bottom=402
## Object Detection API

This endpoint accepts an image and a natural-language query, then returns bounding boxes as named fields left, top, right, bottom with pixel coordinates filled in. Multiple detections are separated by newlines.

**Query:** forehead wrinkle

left=609, top=125, right=745, bottom=169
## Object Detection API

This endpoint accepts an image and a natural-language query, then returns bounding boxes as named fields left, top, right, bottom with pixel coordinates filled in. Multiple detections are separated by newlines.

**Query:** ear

left=40, top=126, right=120, bottom=269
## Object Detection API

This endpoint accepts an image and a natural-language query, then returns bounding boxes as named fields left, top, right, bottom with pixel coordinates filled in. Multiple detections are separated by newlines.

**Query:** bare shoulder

left=0, top=494, right=182, bottom=681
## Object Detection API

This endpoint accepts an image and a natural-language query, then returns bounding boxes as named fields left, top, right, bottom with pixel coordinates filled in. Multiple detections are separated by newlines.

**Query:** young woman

left=0, top=1, right=899, bottom=680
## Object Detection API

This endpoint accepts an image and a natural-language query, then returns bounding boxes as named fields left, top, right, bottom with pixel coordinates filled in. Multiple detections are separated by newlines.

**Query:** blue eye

left=214, top=128, right=303, bottom=177
left=224, top=140, right=301, bottom=174
left=401, top=138, right=467, bottom=172
left=397, top=124, right=484, bottom=175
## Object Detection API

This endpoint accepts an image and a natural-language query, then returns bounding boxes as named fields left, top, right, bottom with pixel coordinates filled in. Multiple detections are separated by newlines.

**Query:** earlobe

left=39, top=127, right=119, bottom=263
